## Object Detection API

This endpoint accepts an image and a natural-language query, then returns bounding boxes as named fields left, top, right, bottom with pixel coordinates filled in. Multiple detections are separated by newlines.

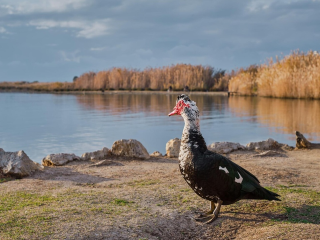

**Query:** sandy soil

left=0, top=148, right=319, bottom=240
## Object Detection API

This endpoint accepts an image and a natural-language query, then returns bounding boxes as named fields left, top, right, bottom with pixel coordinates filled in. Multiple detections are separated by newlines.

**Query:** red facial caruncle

left=168, top=100, right=190, bottom=116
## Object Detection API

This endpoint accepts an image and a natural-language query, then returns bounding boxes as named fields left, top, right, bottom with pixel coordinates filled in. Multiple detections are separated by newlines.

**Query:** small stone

left=89, top=159, right=114, bottom=167
left=42, top=153, right=81, bottom=166
left=111, top=139, right=150, bottom=159
left=207, top=142, right=245, bottom=154
left=253, top=150, right=283, bottom=157
left=281, top=144, right=294, bottom=151
left=166, top=138, right=181, bottom=158
left=81, top=147, right=111, bottom=161
left=246, top=138, right=280, bottom=151
left=150, top=151, right=163, bottom=157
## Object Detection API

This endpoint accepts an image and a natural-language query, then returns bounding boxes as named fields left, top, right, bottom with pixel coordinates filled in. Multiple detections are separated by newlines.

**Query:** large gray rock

left=207, top=142, right=246, bottom=154
left=0, top=148, right=43, bottom=178
left=166, top=138, right=181, bottom=158
left=246, top=138, right=280, bottom=151
left=81, top=147, right=111, bottom=161
left=42, top=153, right=81, bottom=166
left=111, top=139, right=150, bottom=159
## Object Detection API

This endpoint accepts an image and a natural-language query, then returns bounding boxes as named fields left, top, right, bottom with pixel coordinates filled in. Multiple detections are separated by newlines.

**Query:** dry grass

left=1, top=150, right=320, bottom=239
left=0, top=64, right=227, bottom=92
left=229, top=51, right=320, bottom=99
left=0, top=81, right=73, bottom=92
left=228, top=65, right=259, bottom=95
left=73, top=64, right=226, bottom=91
left=2, top=51, right=320, bottom=97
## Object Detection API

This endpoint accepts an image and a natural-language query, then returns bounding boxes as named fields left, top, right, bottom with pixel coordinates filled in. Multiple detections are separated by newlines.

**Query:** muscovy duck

left=168, top=94, right=280, bottom=223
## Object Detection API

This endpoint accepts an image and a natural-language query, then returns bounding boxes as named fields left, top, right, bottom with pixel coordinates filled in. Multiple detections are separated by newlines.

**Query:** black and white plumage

left=168, top=94, right=280, bottom=223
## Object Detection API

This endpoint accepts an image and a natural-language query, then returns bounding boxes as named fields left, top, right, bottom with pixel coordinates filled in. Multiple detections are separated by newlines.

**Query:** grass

left=0, top=178, right=11, bottom=183
left=113, top=198, right=134, bottom=206
left=0, top=180, right=319, bottom=239
left=0, top=189, right=139, bottom=239
left=264, top=185, right=320, bottom=224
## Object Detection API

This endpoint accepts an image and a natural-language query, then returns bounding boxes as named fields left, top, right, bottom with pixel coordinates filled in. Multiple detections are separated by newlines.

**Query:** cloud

left=0, top=0, right=89, bottom=15
left=60, top=50, right=81, bottom=63
left=246, top=0, right=303, bottom=12
left=1, top=0, right=320, bottom=82
left=28, top=19, right=111, bottom=38
left=0, top=26, right=7, bottom=33
left=90, top=47, right=106, bottom=51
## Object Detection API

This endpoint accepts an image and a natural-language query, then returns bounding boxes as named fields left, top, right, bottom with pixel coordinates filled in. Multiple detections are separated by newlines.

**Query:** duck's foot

left=204, top=213, right=219, bottom=224
left=194, top=214, right=212, bottom=222
left=195, top=211, right=213, bottom=220
left=195, top=199, right=223, bottom=224
left=194, top=201, right=215, bottom=220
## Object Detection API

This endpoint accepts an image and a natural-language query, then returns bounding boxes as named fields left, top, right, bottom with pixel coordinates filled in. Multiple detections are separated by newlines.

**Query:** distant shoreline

left=0, top=89, right=228, bottom=96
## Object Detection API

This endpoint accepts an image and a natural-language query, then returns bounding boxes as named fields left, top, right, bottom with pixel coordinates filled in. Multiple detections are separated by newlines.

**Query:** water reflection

left=228, top=96, right=320, bottom=142
left=75, top=93, right=228, bottom=117
left=76, top=93, right=320, bottom=143
left=1, top=92, right=319, bottom=163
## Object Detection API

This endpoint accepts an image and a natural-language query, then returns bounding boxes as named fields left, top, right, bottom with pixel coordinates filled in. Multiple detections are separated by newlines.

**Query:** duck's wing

left=204, top=150, right=279, bottom=200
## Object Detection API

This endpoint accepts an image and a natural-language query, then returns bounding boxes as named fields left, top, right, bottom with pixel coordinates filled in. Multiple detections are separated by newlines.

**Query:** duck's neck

left=181, top=117, right=207, bottom=153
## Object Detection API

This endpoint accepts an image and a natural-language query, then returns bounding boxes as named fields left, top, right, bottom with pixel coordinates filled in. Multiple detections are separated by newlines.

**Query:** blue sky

left=1, top=0, right=320, bottom=82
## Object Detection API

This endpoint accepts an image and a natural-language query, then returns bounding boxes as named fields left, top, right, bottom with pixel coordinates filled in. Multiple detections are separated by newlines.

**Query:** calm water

left=1, top=92, right=320, bottom=163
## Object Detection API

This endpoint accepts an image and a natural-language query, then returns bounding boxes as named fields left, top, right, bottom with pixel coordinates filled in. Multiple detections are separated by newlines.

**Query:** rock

left=0, top=149, right=43, bottom=178
left=42, top=153, right=81, bottom=166
left=81, top=147, right=111, bottom=161
left=253, top=150, right=284, bottom=157
left=89, top=160, right=114, bottom=167
left=166, top=138, right=181, bottom=158
left=207, top=142, right=246, bottom=154
left=111, top=139, right=150, bottom=159
left=150, top=151, right=163, bottom=157
left=295, top=131, right=312, bottom=149
left=281, top=144, right=294, bottom=151
left=246, top=138, right=280, bottom=151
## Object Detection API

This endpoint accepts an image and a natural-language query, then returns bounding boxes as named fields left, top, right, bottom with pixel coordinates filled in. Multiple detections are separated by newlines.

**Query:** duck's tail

left=243, top=186, right=281, bottom=201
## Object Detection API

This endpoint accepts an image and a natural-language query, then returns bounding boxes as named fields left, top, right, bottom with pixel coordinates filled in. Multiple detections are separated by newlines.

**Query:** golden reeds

left=0, top=64, right=226, bottom=92
left=0, top=81, right=73, bottom=91
left=72, top=64, right=225, bottom=91
left=229, top=51, right=320, bottom=99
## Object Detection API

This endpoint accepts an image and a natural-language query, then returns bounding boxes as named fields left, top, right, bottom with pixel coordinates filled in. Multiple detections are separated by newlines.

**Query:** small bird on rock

left=168, top=94, right=280, bottom=223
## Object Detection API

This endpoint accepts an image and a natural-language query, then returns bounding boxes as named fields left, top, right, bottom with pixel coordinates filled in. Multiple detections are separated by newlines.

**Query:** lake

left=1, top=92, right=320, bottom=163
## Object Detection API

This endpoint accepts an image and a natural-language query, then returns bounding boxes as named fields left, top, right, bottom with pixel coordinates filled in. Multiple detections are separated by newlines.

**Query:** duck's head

left=168, top=94, right=199, bottom=122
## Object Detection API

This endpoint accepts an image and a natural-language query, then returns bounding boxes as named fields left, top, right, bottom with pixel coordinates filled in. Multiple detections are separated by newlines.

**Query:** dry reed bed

left=229, top=51, right=320, bottom=99
left=73, top=64, right=227, bottom=91
left=2, top=51, right=320, bottom=98
left=0, top=81, right=73, bottom=91
left=0, top=64, right=228, bottom=92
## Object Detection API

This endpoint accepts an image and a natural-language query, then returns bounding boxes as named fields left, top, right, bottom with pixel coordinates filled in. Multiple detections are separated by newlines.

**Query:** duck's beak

left=168, top=107, right=179, bottom=116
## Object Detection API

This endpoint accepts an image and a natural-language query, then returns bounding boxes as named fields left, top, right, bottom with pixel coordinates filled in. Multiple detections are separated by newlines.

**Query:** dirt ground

left=0, top=148, right=319, bottom=240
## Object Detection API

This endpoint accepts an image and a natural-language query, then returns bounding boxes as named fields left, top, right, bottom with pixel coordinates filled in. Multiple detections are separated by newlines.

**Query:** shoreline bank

left=1, top=148, right=319, bottom=239
left=0, top=89, right=229, bottom=96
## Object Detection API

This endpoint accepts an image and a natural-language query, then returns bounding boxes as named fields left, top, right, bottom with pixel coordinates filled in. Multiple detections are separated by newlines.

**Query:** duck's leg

left=195, top=201, right=216, bottom=221
left=205, top=199, right=223, bottom=224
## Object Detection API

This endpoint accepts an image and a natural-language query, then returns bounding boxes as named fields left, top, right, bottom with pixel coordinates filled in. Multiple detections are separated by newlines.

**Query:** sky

left=0, top=0, right=320, bottom=82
